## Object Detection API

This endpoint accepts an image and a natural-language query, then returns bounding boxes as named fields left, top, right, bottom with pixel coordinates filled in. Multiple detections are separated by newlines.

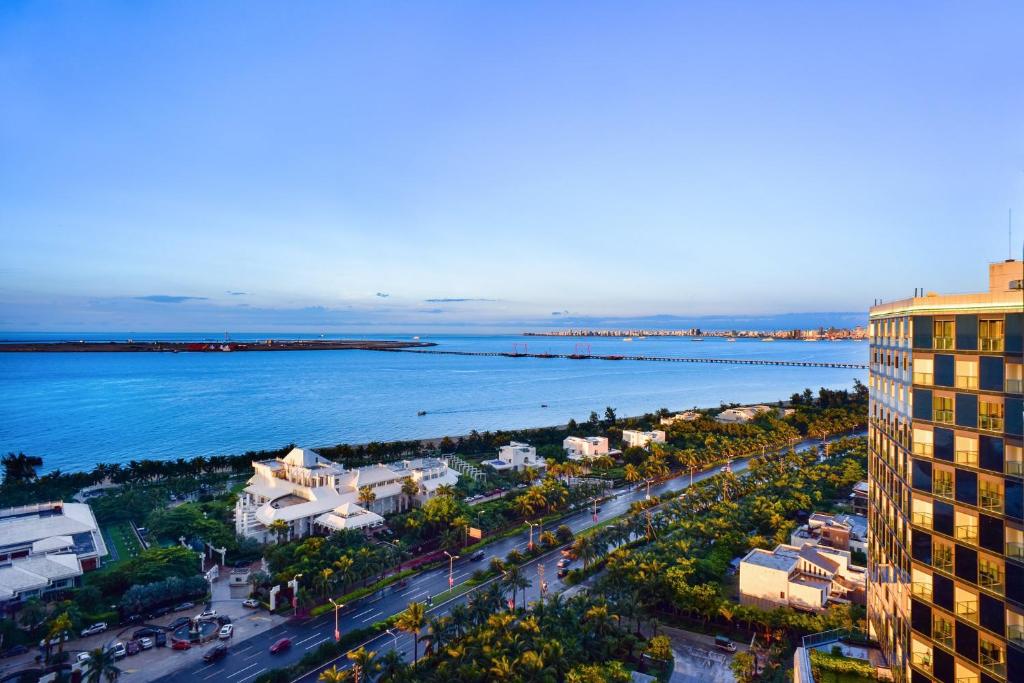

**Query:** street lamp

left=328, top=599, right=344, bottom=642
left=526, top=521, right=538, bottom=551
left=289, top=573, right=303, bottom=616
left=443, top=551, right=459, bottom=589
left=385, top=628, right=399, bottom=650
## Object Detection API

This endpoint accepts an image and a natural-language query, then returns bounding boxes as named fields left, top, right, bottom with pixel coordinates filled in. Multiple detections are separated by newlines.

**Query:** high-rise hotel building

left=867, top=259, right=1023, bottom=683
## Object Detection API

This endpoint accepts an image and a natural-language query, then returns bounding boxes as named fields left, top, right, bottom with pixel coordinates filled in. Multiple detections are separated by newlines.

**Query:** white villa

left=483, top=442, right=548, bottom=473
left=739, top=542, right=866, bottom=612
left=563, top=436, right=610, bottom=461
left=621, top=429, right=666, bottom=449
left=235, top=447, right=459, bottom=543
left=715, top=405, right=773, bottom=424
left=659, top=411, right=702, bottom=426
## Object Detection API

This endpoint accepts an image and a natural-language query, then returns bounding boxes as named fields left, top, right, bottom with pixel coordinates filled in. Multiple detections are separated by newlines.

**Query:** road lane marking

left=350, top=608, right=374, bottom=619
left=237, top=668, right=267, bottom=683
left=305, top=637, right=329, bottom=650
left=226, top=663, right=258, bottom=678
left=294, top=634, right=321, bottom=646
left=360, top=611, right=382, bottom=622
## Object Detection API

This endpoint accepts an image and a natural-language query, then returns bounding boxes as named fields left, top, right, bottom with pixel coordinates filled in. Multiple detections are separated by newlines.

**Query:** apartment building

left=622, top=429, right=666, bottom=449
left=867, top=259, right=1023, bottom=683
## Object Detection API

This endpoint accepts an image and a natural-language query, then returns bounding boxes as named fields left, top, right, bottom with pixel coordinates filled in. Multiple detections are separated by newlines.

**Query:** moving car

left=269, top=638, right=292, bottom=654
left=218, top=624, right=233, bottom=640
left=111, top=642, right=127, bottom=659
left=171, top=640, right=191, bottom=651
left=80, top=622, right=108, bottom=637
left=242, top=598, right=260, bottom=608
left=196, top=609, right=217, bottom=621
left=714, top=635, right=737, bottom=653
left=556, top=559, right=570, bottom=568
left=203, top=645, right=228, bottom=663
left=470, top=550, right=486, bottom=561
left=138, top=637, right=154, bottom=650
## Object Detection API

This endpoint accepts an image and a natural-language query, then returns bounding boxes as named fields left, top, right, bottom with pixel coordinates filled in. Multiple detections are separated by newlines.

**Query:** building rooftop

left=0, top=554, right=81, bottom=600
left=741, top=547, right=798, bottom=572
left=870, top=259, right=1023, bottom=318
left=0, top=503, right=103, bottom=556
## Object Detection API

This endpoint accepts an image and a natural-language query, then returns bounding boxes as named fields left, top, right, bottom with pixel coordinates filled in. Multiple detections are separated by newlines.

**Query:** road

left=163, top=433, right=858, bottom=683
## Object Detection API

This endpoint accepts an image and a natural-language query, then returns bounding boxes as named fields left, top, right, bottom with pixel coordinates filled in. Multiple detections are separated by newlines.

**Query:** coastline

left=0, top=339, right=436, bottom=353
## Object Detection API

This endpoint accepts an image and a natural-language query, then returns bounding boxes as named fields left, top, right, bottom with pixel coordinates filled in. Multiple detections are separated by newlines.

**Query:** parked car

left=138, top=637, right=154, bottom=650
left=218, top=624, right=233, bottom=640
left=173, top=602, right=195, bottom=612
left=216, top=615, right=232, bottom=626
left=242, top=598, right=260, bottom=608
left=196, top=609, right=217, bottom=621
left=1, top=645, right=29, bottom=658
left=76, top=652, right=91, bottom=665
left=171, top=640, right=191, bottom=651
left=121, top=614, right=143, bottom=625
left=133, top=628, right=157, bottom=640
left=40, top=632, right=70, bottom=648
left=111, top=642, right=126, bottom=659
left=154, top=632, right=167, bottom=648
left=556, top=558, right=570, bottom=568
left=557, top=567, right=569, bottom=578
left=149, top=606, right=171, bottom=619
left=203, top=645, right=228, bottom=663
left=168, top=617, right=190, bottom=630
left=269, top=638, right=292, bottom=654
left=470, top=550, right=486, bottom=561
left=80, top=622, right=108, bottom=637
left=714, top=635, right=737, bottom=653
left=126, top=640, right=141, bottom=656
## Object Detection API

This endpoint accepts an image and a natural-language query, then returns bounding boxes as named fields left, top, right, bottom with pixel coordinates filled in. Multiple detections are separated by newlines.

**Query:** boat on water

left=623, top=337, right=633, bottom=342
left=417, top=410, right=427, bottom=416
left=690, top=337, right=704, bottom=342
left=726, top=337, right=737, bottom=342
left=803, top=338, right=819, bottom=342
left=412, top=336, right=420, bottom=340
left=760, top=337, right=775, bottom=342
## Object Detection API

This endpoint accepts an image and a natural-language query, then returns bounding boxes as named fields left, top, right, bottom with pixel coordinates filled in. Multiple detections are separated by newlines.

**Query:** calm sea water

left=0, top=333, right=867, bottom=472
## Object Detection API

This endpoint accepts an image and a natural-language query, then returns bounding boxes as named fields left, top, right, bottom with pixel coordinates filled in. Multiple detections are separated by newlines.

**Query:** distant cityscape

left=525, top=326, right=869, bottom=340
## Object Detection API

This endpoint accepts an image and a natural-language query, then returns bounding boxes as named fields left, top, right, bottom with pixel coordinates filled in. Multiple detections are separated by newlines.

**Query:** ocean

left=0, top=333, right=867, bottom=472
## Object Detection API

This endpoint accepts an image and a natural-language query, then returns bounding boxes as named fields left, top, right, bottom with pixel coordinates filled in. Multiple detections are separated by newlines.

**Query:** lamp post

left=289, top=573, right=303, bottom=616
left=443, top=551, right=458, bottom=589
left=328, top=599, right=344, bottom=642
left=385, top=628, right=399, bottom=650
left=526, top=521, right=537, bottom=551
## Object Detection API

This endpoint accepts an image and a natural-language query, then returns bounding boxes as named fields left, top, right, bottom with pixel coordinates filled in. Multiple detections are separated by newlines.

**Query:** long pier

left=375, top=348, right=867, bottom=370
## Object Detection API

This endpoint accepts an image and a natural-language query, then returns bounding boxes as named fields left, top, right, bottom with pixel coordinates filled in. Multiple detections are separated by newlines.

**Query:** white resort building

left=0, top=502, right=108, bottom=610
left=483, top=442, right=548, bottom=473
left=659, top=411, right=702, bottom=427
left=235, top=447, right=459, bottom=543
left=715, top=405, right=774, bottom=424
left=738, top=542, right=866, bottom=612
left=562, top=436, right=611, bottom=461
left=621, top=429, right=666, bottom=449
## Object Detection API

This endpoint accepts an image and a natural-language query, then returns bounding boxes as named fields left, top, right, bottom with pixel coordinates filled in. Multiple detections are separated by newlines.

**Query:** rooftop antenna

left=1010, top=209, right=1014, bottom=259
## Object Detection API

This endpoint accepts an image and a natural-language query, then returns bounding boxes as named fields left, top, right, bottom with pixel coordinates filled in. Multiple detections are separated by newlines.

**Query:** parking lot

left=658, top=626, right=747, bottom=683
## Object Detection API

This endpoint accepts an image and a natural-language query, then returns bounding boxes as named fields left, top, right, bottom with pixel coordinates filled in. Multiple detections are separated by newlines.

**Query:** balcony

left=934, top=337, right=955, bottom=351
left=911, top=652, right=933, bottom=673
left=912, top=511, right=933, bottom=527
left=913, top=442, right=934, bottom=456
left=980, top=337, right=1004, bottom=352
left=1007, top=461, right=1024, bottom=476
left=956, top=676, right=979, bottom=683
left=955, top=526, right=978, bottom=545
left=979, top=415, right=1004, bottom=432
left=1009, top=624, right=1024, bottom=646
left=979, top=491, right=1003, bottom=513
left=1007, top=542, right=1024, bottom=561
left=1007, top=378, right=1023, bottom=394
left=933, top=481, right=954, bottom=500
left=911, top=582, right=933, bottom=599
left=932, top=621, right=954, bottom=648
left=914, top=372, right=934, bottom=385
left=956, top=600, right=979, bottom=623
left=980, top=569, right=1004, bottom=595
left=956, top=375, right=979, bottom=390
left=933, top=549, right=954, bottom=573
left=980, top=651, right=1006, bottom=678
left=955, top=450, right=979, bottom=467
left=933, top=409, right=954, bottom=424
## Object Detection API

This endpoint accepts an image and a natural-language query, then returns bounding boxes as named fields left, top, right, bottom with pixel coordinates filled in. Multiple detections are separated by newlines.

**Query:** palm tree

left=347, top=646, right=379, bottom=683
left=17, top=597, right=48, bottom=632
left=502, top=566, right=531, bottom=610
left=1, top=451, right=43, bottom=482
left=513, top=494, right=537, bottom=519
left=623, top=464, right=642, bottom=488
left=83, top=646, right=121, bottom=683
left=422, top=615, right=451, bottom=655
left=48, top=611, right=72, bottom=660
left=315, top=567, right=335, bottom=599
left=434, top=484, right=457, bottom=498
left=318, top=665, right=350, bottom=683
left=267, top=519, right=290, bottom=544
left=395, top=601, right=426, bottom=664
left=358, top=485, right=377, bottom=509
left=376, top=649, right=409, bottom=682
left=400, top=477, right=420, bottom=511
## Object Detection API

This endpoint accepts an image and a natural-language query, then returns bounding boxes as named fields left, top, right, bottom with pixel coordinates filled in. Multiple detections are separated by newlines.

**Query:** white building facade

left=483, top=442, right=547, bottom=472
left=621, top=430, right=666, bottom=449
left=562, top=436, right=610, bottom=461
left=738, top=542, right=866, bottom=612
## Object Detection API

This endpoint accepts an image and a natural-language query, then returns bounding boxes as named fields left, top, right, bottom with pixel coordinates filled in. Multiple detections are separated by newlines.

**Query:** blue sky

left=1, top=2, right=1022, bottom=332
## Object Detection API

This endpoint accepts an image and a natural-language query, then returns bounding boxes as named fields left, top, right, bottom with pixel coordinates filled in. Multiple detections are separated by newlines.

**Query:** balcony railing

left=933, top=549, right=954, bottom=573
left=980, top=337, right=1004, bottom=352
left=932, top=622, right=954, bottom=648
left=934, top=337, right=954, bottom=350
left=956, top=375, right=979, bottom=389
left=1009, top=624, right=1024, bottom=646
left=955, top=450, right=979, bottom=467
left=980, top=569, right=1004, bottom=594
left=911, top=582, right=933, bottom=599
left=979, top=491, right=1003, bottom=513
left=912, top=511, right=933, bottom=527
left=1007, top=542, right=1024, bottom=561
left=933, top=481, right=954, bottom=499
left=1007, top=461, right=1024, bottom=476
left=1007, top=379, right=1023, bottom=394
left=913, top=442, right=934, bottom=456
left=980, top=652, right=1006, bottom=678
left=956, top=600, right=979, bottom=623
left=956, top=526, right=979, bottom=545
left=911, top=652, right=933, bottom=672
left=914, top=372, right=934, bottom=385
left=956, top=676, right=979, bottom=683
left=933, top=409, right=954, bottom=424
left=980, top=415, right=1004, bottom=432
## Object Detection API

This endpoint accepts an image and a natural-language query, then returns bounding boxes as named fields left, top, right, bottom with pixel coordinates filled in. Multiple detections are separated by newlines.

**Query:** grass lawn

left=104, top=522, right=143, bottom=565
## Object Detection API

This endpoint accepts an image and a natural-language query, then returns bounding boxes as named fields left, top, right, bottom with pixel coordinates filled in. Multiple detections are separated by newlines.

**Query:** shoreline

left=0, top=339, right=436, bottom=353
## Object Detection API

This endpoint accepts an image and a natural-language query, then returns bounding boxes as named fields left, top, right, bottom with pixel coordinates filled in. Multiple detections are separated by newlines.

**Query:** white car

left=80, top=622, right=108, bottom=637
left=196, top=609, right=217, bottom=621
left=138, top=637, right=154, bottom=650
left=242, top=598, right=260, bottom=608
left=218, top=624, right=233, bottom=640
left=111, top=642, right=126, bottom=659
left=76, top=652, right=91, bottom=665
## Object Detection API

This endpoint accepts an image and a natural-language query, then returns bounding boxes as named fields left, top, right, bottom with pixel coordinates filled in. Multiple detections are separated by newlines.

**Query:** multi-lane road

left=164, top=434, right=855, bottom=683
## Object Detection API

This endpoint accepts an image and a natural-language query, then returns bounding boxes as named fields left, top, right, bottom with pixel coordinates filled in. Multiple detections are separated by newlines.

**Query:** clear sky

left=1, top=2, right=1022, bottom=332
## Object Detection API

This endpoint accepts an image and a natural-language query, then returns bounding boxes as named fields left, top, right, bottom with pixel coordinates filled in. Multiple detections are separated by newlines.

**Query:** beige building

left=739, top=542, right=866, bottom=612
left=563, top=436, right=610, bottom=461
left=622, top=429, right=666, bottom=449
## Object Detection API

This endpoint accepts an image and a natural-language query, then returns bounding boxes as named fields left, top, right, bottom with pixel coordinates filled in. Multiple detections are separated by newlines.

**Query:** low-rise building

left=0, top=502, right=108, bottom=610
left=850, top=480, right=868, bottom=516
left=715, top=405, right=774, bottom=424
left=739, top=542, right=866, bottom=612
left=621, top=430, right=666, bottom=449
left=659, top=411, right=702, bottom=426
left=563, top=436, right=610, bottom=461
left=483, top=442, right=548, bottom=472
left=235, top=447, right=459, bottom=543
left=789, top=512, right=867, bottom=554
